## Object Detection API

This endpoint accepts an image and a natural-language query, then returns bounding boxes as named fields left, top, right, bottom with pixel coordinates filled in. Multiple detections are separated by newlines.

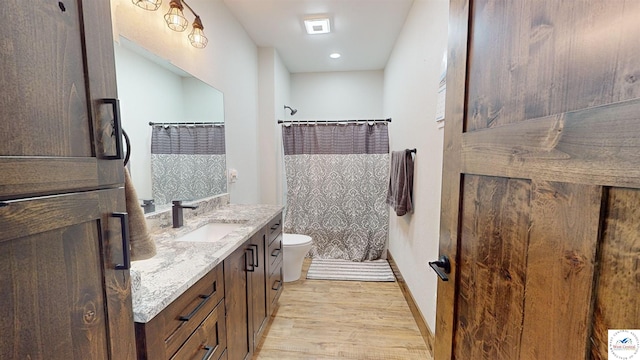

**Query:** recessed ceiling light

left=329, top=53, right=341, bottom=59
left=304, top=18, right=331, bottom=35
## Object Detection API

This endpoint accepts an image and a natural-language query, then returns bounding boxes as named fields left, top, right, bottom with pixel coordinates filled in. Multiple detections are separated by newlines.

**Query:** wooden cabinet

left=224, top=240, right=254, bottom=360
left=250, top=230, right=269, bottom=346
left=135, top=264, right=225, bottom=360
left=0, top=1, right=135, bottom=359
left=266, top=214, right=284, bottom=315
left=133, top=212, right=284, bottom=360
left=225, top=212, right=283, bottom=360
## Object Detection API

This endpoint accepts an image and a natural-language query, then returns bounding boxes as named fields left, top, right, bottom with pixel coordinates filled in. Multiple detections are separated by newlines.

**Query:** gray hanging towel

left=386, top=150, right=414, bottom=216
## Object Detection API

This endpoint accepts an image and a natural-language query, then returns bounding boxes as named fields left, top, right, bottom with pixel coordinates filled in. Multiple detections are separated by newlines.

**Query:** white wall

left=258, top=48, right=291, bottom=205
left=290, top=71, right=384, bottom=120
left=111, top=0, right=260, bottom=204
left=383, top=0, right=449, bottom=332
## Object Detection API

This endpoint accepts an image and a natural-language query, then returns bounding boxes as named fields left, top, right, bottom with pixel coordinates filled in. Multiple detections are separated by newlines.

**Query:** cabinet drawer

left=171, top=300, right=226, bottom=360
left=267, top=233, right=283, bottom=269
left=135, top=264, right=224, bottom=359
left=266, top=213, right=282, bottom=244
left=268, top=262, right=283, bottom=307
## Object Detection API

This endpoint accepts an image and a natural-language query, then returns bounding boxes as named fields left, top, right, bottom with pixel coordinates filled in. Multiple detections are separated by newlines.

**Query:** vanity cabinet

left=0, top=1, right=136, bottom=359
left=225, top=213, right=283, bottom=360
left=224, top=239, right=255, bottom=360
left=266, top=214, right=284, bottom=315
left=133, top=212, right=283, bottom=360
left=250, top=230, right=269, bottom=345
left=135, top=264, right=226, bottom=360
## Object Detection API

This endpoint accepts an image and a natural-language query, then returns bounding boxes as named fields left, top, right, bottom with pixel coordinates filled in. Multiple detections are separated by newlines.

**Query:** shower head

left=284, top=105, right=298, bottom=116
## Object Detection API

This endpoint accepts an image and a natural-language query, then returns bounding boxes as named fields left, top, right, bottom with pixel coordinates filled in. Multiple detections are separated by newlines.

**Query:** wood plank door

left=0, top=188, right=136, bottom=359
left=0, top=0, right=123, bottom=201
left=434, top=1, right=640, bottom=359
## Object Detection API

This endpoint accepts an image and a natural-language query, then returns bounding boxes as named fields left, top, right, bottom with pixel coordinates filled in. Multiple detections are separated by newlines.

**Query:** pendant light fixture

left=132, top=0, right=208, bottom=49
left=188, top=16, right=208, bottom=48
left=132, top=0, right=162, bottom=11
left=164, top=0, right=188, bottom=32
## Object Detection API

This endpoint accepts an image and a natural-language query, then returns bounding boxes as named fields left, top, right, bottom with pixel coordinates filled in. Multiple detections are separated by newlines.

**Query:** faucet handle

left=172, top=200, right=198, bottom=209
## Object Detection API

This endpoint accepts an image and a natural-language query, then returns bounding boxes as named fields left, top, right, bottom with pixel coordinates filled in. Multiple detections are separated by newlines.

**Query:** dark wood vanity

left=134, top=212, right=283, bottom=360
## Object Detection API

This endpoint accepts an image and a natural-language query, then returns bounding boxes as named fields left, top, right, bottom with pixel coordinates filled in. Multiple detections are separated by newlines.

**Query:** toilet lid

left=283, top=233, right=312, bottom=246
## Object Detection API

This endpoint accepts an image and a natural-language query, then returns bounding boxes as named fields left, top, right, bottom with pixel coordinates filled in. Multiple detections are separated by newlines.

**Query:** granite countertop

left=130, top=204, right=283, bottom=323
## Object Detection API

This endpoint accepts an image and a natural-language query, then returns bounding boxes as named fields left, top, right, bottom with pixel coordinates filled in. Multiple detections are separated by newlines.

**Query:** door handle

left=429, top=255, right=451, bottom=281
left=246, top=248, right=255, bottom=272
left=111, top=212, right=131, bottom=270
left=249, top=244, right=259, bottom=267
left=102, top=98, right=124, bottom=160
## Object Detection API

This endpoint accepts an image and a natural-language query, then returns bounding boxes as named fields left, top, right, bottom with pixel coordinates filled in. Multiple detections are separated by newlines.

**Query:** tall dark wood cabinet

left=0, top=1, right=136, bottom=359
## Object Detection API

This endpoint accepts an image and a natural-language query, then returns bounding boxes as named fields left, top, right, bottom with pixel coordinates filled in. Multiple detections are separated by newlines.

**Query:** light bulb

left=164, top=0, right=188, bottom=32
left=188, top=16, right=208, bottom=48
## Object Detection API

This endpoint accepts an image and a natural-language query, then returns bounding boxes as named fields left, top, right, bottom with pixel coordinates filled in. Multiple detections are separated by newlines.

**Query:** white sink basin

left=176, top=223, right=243, bottom=243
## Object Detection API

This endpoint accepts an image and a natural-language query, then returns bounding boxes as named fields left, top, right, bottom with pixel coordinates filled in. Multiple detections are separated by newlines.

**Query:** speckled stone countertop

left=130, top=203, right=283, bottom=323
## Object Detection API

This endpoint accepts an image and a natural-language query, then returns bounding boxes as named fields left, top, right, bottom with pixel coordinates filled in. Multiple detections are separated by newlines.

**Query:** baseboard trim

left=387, top=250, right=435, bottom=355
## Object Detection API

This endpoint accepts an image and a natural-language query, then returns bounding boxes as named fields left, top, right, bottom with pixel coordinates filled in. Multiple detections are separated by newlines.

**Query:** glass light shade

left=188, top=17, right=208, bottom=48
left=164, top=4, right=188, bottom=32
left=132, top=0, right=161, bottom=11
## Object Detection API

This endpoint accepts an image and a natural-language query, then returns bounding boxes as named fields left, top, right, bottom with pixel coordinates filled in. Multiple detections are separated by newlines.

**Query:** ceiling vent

left=304, top=18, right=331, bottom=35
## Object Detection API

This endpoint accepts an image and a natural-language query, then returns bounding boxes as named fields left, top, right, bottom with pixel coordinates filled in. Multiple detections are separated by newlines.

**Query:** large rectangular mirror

left=114, top=36, right=227, bottom=212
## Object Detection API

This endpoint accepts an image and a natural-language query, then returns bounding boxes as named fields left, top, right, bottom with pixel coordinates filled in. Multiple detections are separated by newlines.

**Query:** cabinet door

left=250, top=230, right=268, bottom=344
left=224, top=241, right=254, bottom=360
left=0, top=0, right=123, bottom=201
left=0, top=188, right=136, bottom=359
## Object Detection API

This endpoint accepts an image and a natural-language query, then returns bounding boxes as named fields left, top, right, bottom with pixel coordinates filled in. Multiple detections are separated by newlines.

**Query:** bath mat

left=306, top=258, right=396, bottom=282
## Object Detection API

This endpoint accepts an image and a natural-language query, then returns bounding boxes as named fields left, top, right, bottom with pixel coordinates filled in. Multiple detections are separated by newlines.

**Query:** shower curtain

left=150, top=124, right=226, bottom=205
left=282, top=122, right=389, bottom=261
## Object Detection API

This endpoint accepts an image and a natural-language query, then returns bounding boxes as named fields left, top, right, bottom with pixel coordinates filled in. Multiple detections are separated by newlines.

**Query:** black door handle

left=249, top=244, right=259, bottom=267
left=429, top=255, right=451, bottom=281
left=111, top=212, right=130, bottom=270
left=246, top=248, right=255, bottom=272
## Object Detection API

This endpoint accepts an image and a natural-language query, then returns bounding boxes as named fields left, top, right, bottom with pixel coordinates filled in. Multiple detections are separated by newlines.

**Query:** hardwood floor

left=254, top=259, right=433, bottom=360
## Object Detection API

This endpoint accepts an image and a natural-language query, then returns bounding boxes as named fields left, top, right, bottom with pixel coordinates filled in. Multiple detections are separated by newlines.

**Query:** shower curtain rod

left=149, top=121, right=224, bottom=126
left=277, top=118, right=391, bottom=124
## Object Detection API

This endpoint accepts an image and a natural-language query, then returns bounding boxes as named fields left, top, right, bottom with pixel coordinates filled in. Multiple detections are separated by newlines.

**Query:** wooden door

left=224, top=241, right=254, bottom=360
left=0, top=0, right=123, bottom=201
left=435, top=1, right=640, bottom=359
left=0, top=188, right=135, bottom=359
left=250, top=230, right=268, bottom=344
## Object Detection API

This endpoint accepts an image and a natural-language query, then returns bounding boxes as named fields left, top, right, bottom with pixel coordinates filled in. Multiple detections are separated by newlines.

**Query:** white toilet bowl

left=283, top=234, right=313, bottom=282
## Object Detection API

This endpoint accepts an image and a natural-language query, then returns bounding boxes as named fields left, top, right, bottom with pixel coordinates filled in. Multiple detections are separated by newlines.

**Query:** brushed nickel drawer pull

left=271, top=248, right=281, bottom=257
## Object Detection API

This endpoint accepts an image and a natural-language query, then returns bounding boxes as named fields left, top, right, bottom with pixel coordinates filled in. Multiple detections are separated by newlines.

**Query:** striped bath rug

left=306, top=258, right=396, bottom=282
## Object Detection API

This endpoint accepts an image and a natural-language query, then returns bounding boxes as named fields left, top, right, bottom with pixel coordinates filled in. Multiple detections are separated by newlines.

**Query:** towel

left=386, top=150, right=414, bottom=216
left=125, top=167, right=156, bottom=261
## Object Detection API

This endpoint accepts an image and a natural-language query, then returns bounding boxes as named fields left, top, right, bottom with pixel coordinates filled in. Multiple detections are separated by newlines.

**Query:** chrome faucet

left=172, top=200, right=198, bottom=228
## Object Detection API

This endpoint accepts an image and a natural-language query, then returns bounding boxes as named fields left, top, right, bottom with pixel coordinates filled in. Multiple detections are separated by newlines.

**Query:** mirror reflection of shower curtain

left=150, top=124, right=226, bottom=205
left=282, top=122, right=389, bottom=261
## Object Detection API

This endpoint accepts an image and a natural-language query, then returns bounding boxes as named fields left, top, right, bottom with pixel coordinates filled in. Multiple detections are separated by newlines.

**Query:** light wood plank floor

left=254, top=259, right=433, bottom=360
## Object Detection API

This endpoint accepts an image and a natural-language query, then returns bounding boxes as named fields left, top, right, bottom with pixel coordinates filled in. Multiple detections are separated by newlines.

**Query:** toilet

left=282, top=233, right=313, bottom=282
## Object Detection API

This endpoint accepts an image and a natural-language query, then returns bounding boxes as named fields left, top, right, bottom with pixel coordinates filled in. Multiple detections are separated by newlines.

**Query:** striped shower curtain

left=282, top=123, right=389, bottom=261
left=150, top=124, right=226, bottom=205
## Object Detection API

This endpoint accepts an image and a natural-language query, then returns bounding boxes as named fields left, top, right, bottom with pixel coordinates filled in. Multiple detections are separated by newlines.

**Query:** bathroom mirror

left=114, top=36, right=227, bottom=212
